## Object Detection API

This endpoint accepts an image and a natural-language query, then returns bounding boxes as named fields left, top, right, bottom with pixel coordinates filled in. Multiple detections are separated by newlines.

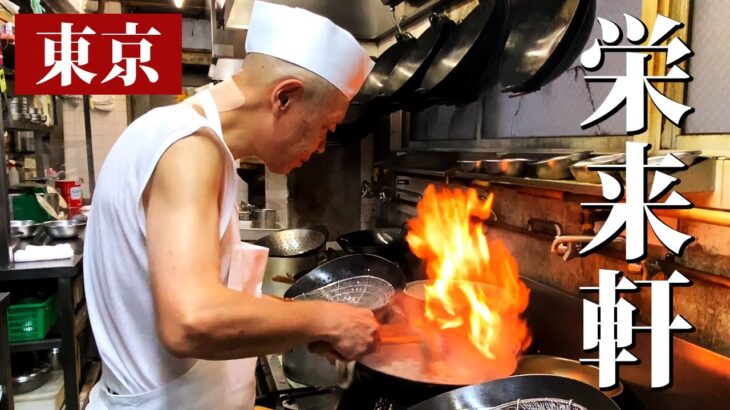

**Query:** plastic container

left=55, top=180, right=83, bottom=209
left=8, top=163, right=20, bottom=186
left=7, top=295, right=58, bottom=343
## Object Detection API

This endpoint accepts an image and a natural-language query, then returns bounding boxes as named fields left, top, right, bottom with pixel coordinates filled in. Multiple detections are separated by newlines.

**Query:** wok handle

left=335, top=360, right=355, bottom=389
left=336, top=236, right=356, bottom=253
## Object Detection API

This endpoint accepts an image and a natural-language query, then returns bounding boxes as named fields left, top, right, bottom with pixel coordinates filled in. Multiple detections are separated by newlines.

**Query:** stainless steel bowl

left=481, top=158, right=530, bottom=177
left=531, top=152, right=592, bottom=180
left=10, top=220, right=40, bottom=239
left=570, top=153, right=626, bottom=184
left=42, top=220, right=84, bottom=239
left=619, top=150, right=701, bottom=185
left=457, top=160, right=482, bottom=173
left=13, top=363, right=52, bottom=394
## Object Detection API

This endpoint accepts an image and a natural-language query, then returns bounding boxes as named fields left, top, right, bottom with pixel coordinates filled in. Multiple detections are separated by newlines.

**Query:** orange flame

left=407, top=185, right=531, bottom=361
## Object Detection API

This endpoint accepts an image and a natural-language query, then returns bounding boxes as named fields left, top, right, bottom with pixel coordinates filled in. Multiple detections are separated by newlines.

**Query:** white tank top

left=83, top=101, right=238, bottom=395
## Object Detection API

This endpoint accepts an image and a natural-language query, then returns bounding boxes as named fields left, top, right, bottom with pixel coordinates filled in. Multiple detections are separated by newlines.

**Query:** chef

left=83, top=1, right=377, bottom=409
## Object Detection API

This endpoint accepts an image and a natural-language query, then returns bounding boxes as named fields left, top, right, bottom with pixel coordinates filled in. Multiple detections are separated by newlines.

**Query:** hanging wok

left=410, top=375, right=620, bottom=410
left=416, top=0, right=509, bottom=106
left=350, top=33, right=418, bottom=114
left=380, top=13, right=456, bottom=109
left=500, top=0, right=596, bottom=94
left=327, top=34, right=415, bottom=146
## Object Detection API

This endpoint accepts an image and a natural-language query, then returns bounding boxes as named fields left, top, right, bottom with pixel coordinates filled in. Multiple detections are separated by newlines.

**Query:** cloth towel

left=14, top=244, right=74, bottom=262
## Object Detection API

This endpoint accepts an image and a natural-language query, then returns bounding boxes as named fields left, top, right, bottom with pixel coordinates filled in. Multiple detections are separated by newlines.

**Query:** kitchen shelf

left=9, top=337, right=62, bottom=353
left=3, top=119, right=53, bottom=133
left=454, top=171, right=606, bottom=196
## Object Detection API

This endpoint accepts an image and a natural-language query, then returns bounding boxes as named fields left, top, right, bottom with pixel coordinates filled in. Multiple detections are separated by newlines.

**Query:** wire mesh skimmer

left=492, top=398, right=589, bottom=410
left=293, top=275, right=395, bottom=310
left=255, top=229, right=326, bottom=257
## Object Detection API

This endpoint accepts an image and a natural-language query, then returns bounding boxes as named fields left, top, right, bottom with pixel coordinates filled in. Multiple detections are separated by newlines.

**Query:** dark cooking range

left=255, top=358, right=638, bottom=410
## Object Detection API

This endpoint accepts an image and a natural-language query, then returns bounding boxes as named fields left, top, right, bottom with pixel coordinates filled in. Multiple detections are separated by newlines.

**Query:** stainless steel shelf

left=3, top=119, right=54, bottom=133
left=9, top=337, right=62, bottom=353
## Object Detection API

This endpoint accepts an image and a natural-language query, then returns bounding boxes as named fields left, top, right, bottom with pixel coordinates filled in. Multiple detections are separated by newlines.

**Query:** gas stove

left=254, top=354, right=433, bottom=410
left=255, top=354, right=343, bottom=410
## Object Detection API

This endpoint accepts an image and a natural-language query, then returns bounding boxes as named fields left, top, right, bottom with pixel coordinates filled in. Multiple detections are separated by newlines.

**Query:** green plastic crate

left=6, top=295, right=57, bottom=343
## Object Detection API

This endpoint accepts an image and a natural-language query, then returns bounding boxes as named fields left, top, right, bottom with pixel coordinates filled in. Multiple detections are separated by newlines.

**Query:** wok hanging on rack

left=499, top=0, right=596, bottom=95
left=327, top=11, right=456, bottom=146
left=415, top=0, right=510, bottom=106
left=327, top=31, right=417, bottom=146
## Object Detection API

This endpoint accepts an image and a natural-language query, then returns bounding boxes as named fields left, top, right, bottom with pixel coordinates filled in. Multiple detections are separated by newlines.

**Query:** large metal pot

left=261, top=253, right=323, bottom=298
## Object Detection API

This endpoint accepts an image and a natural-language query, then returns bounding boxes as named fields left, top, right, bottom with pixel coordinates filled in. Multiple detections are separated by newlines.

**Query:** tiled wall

left=62, top=96, right=129, bottom=199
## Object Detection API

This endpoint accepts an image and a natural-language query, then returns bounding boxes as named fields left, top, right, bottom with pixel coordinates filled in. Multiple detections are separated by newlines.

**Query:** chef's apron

left=88, top=91, right=269, bottom=409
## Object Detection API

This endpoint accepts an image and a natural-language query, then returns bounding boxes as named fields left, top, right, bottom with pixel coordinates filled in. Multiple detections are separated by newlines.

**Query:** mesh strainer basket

left=254, top=229, right=326, bottom=257
left=492, top=398, right=589, bottom=410
left=293, top=275, right=395, bottom=310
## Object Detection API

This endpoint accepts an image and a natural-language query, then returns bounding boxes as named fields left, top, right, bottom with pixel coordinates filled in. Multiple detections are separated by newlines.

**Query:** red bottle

left=56, top=179, right=83, bottom=210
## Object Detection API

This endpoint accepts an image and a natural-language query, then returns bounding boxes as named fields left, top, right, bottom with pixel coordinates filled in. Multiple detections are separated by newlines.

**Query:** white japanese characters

left=36, top=22, right=160, bottom=87
left=579, top=141, right=695, bottom=391
left=580, top=141, right=693, bottom=261
left=37, top=22, right=97, bottom=86
left=581, top=269, right=693, bottom=389
left=581, top=14, right=694, bottom=134
left=101, top=22, right=160, bottom=86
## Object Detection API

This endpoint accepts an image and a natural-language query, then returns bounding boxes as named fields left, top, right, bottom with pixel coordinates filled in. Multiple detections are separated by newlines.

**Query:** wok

left=336, top=228, right=408, bottom=259
left=514, top=355, right=624, bottom=399
left=328, top=34, right=416, bottom=145
left=417, top=0, right=509, bottom=106
left=284, top=254, right=407, bottom=299
left=328, top=14, right=456, bottom=146
left=352, top=33, right=417, bottom=109
left=500, top=0, right=596, bottom=94
left=282, top=254, right=406, bottom=387
left=410, top=374, right=620, bottom=410
left=335, top=281, right=527, bottom=408
left=381, top=13, right=456, bottom=109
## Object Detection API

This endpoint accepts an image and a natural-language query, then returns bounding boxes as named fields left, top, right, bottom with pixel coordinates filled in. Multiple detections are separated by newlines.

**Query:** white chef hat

left=245, top=0, right=374, bottom=100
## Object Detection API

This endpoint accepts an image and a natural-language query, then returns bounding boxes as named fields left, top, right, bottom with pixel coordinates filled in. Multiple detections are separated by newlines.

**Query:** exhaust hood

left=207, top=0, right=447, bottom=75
left=221, top=0, right=446, bottom=41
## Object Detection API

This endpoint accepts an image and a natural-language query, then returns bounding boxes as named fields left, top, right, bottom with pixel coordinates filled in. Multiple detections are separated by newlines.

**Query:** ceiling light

left=174, top=0, right=184, bottom=8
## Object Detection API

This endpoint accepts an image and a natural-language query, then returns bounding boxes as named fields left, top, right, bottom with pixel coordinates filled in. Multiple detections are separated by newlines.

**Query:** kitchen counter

left=0, top=234, right=86, bottom=410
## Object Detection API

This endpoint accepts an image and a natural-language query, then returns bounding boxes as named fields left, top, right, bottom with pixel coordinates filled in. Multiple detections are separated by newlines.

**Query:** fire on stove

left=406, top=184, right=531, bottom=370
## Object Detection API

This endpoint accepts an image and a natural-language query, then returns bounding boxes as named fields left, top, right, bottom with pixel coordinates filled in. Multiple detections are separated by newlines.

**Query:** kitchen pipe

left=654, top=208, right=730, bottom=229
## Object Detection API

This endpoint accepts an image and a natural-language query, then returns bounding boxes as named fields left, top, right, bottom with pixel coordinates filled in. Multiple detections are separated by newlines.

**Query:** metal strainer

left=293, top=275, right=395, bottom=310
left=493, top=398, right=589, bottom=410
left=255, top=229, right=326, bottom=257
